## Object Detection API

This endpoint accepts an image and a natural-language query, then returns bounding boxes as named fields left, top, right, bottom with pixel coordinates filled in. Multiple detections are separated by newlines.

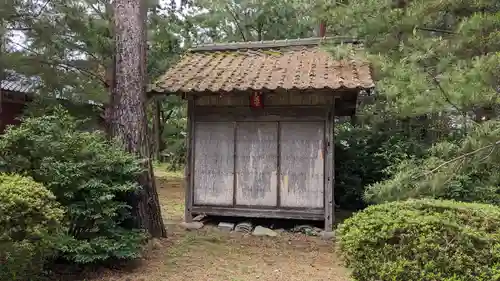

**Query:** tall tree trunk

left=110, top=0, right=166, bottom=238
left=152, top=98, right=162, bottom=161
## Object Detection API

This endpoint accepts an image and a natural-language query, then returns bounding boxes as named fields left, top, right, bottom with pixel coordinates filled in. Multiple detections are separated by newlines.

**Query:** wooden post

left=332, top=100, right=336, bottom=225
left=276, top=121, right=281, bottom=208
left=319, top=22, right=326, bottom=37
left=232, top=121, right=237, bottom=207
left=324, top=98, right=335, bottom=231
left=184, top=98, right=195, bottom=222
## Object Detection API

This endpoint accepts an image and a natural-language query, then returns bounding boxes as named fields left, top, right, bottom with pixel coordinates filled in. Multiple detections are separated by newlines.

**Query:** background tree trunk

left=152, top=98, right=162, bottom=161
left=109, top=0, right=166, bottom=238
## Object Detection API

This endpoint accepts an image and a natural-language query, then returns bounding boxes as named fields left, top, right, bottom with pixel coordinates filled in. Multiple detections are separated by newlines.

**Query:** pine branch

left=40, top=60, right=107, bottom=86
left=431, top=76, right=462, bottom=113
left=164, top=109, right=174, bottom=121
left=421, top=139, right=500, bottom=178
left=8, top=0, right=53, bottom=20
left=423, top=65, right=478, bottom=125
left=9, top=41, right=107, bottom=86
left=35, top=0, right=53, bottom=18
left=57, top=36, right=108, bottom=68
left=225, top=3, right=247, bottom=41
left=416, top=26, right=457, bottom=34
left=84, top=0, right=108, bottom=19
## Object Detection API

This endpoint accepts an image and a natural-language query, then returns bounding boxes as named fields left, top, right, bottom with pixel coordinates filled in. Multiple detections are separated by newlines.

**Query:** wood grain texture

left=324, top=100, right=335, bottom=230
left=195, top=91, right=337, bottom=107
left=279, top=121, right=324, bottom=208
left=193, top=122, right=234, bottom=205
left=235, top=122, right=278, bottom=206
left=184, top=99, right=195, bottom=222
left=194, top=106, right=328, bottom=122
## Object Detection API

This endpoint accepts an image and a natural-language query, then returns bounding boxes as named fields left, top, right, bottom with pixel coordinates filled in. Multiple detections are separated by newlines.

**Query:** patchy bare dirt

left=58, top=169, right=350, bottom=281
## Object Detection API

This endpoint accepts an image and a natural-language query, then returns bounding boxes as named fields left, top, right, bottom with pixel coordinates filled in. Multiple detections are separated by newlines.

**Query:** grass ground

left=69, top=167, right=350, bottom=281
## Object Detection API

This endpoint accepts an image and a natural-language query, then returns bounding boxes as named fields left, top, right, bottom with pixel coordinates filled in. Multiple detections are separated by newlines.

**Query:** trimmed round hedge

left=337, top=199, right=500, bottom=281
left=0, top=174, right=64, bottom=281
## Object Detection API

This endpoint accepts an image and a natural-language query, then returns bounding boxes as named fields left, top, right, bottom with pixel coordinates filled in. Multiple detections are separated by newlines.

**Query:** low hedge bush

left=337, top=199, right=500, bottom=281
left=0, top=174, right=64, bottom=281
left=0, top=108, right=147, bottom=264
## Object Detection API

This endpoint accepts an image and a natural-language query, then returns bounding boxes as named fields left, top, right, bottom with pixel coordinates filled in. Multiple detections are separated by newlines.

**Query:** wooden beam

left=194, top=106, right=328, bottom=122
left=324, top=98, right=335, bottom=231
left=191, top=206, right=324, bottom=221
left=184, top=98, right=195, bottom=222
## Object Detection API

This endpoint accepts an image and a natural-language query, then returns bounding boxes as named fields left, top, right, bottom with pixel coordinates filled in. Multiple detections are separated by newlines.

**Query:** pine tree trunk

left=109, top=0, right=167, bottom=238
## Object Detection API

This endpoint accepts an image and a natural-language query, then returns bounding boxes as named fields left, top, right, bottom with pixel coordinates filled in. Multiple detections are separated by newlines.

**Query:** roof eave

left=148, top=85, right=375, bottom=98
left=189, top=37, right=364, bottom=52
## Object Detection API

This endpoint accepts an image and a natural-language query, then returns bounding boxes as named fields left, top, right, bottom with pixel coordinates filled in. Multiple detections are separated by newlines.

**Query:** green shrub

left=0, top=107, right=147, bottom=264
left=334, top=121, right=431, bottom=210
left=337, top=199, right=500, bottom=281
left=365, top=121, right=500, bottom=206
left=0, top=174, right=64, bottom=281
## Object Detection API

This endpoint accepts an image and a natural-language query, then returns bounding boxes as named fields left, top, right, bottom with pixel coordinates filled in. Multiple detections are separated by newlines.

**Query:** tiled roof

left=0, top=76, right=39, bottom=94
left=0, top=72, right=103, bottom=107
left=151, top=37, right=374, bottom=95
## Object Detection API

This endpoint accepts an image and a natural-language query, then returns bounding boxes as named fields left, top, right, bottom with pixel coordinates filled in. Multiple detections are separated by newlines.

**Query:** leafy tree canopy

left=324, top=0, right=500, bottom=204
left=326, top=0, right=499, bottom=118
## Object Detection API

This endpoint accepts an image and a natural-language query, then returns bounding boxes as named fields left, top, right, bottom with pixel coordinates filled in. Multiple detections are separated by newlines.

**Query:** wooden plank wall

left=235, top=122, right=278, bottom=206
left=187, top=92, right=337, bottom=228
left=192, top=118, right=327, bottom=210
left=193, top=122, right=234, bottom=205
left=279, top=121, right=324, bottom=208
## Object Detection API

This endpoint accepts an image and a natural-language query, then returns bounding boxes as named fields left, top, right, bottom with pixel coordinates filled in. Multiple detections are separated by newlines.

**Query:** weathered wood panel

left=267, top=92, right=334, bottom=106
left=235, top=122, right=278, bottom=206
left=195, top=91, right=339, bottom=107
left=184, top=99, right=195, bottom=221
left=196, top=94, right=248, bottom=106
left=324, top=101, right=335, bottom=230
left=193, top=122, right=234, bottom=205
left=194, top=106, right=328, bottom=122
left=279, top=122, right=324, bottom=208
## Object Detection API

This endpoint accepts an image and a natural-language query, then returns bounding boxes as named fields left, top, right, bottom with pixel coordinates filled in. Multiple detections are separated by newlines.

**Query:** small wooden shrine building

left=0, top=75, right=37, bottom=132
left=150, top=37, right=374, bottom=230
left=0, top=74, right=105, bottom=133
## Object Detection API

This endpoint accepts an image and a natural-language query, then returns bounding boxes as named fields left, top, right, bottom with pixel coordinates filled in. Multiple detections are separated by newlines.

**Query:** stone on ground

left=292, top=225, right=321, bottom=236
left=218, top=222, right=235, bottom=232
left=180, top=221, right=204, bottom=230
left=252, top=226, right=278, bottom=237
left=234, top=221, right=253, bottom=233
left=320, top=231, right=336, bottom=240
left=193, top=214, right=206, bottom=221
left=146, top=238, right=162, bottom=250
